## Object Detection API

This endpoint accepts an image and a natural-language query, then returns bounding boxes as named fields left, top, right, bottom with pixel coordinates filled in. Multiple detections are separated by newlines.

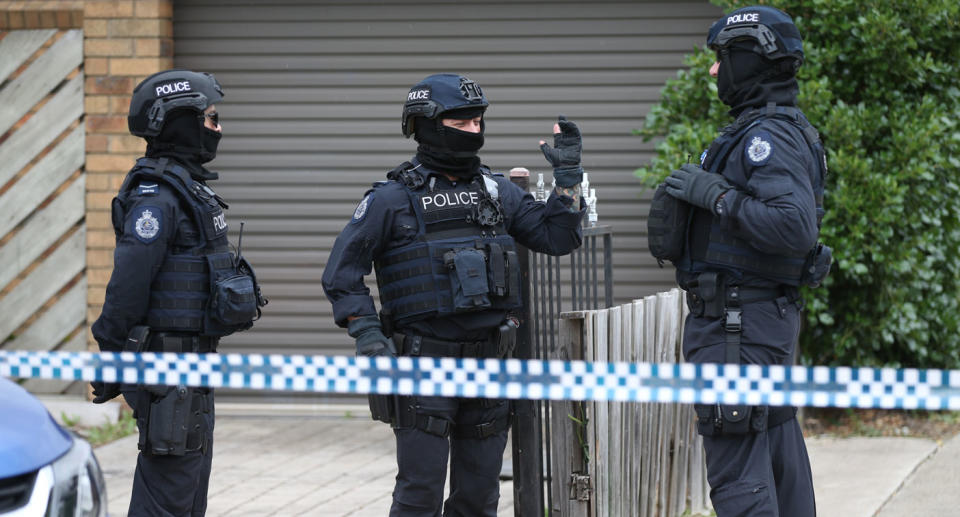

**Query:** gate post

left=509, top=168, right=544, bottom=517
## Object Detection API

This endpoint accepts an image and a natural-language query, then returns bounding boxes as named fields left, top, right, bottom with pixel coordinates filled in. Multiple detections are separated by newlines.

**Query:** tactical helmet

left=128, top=69, right=224, bottom=138
left=402, top=73, right=488, bottom=137
left=707, top=6, right=804, bottom=69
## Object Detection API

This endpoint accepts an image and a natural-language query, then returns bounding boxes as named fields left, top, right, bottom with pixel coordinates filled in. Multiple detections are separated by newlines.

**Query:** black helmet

left=401, top=73, right=488, bottom=137
left=707, top=6, right=804, bottom=70
left=128, top=69, right=224, bottom=138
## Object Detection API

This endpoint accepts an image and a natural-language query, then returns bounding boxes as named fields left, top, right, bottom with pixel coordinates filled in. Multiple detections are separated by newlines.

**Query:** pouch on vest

left=800, top=242, right=833, bottom=288
left=647, top=182, right=690, bottom=265
left=211, top=273, right=257, bottom=326
left=206, top=252, right=263, bottom=335
left=445, top=248, right=492, bottom=312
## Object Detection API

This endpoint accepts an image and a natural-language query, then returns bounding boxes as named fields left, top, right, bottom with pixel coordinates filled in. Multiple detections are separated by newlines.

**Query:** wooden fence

left=548, top=288, right=711, bottom=517
left=0, top=29, right=86, bottom=394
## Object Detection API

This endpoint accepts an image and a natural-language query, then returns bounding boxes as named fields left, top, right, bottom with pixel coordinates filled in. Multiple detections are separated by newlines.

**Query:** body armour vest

left=113, top=157, right=261, bottom=336
left=684, top=104, right=828, bottom=285
left=374, top=165, right=523, bottom=325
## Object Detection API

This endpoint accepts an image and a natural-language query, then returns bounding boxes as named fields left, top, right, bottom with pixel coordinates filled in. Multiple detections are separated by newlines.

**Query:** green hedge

left=636, top=0, right=960, bottom=368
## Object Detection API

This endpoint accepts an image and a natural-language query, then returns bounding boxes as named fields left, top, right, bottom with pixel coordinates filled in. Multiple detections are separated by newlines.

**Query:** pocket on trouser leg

left=711, top=479, right=777, bottom=517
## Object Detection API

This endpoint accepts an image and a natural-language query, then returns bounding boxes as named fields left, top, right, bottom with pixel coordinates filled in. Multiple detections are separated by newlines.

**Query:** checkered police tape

left=2, top=350, right=960, bottom=410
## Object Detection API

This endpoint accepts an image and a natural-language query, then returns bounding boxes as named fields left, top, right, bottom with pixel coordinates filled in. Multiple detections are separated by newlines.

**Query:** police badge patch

left=745, top=131, right=774, bottom=165
left=132, top=206, right=162, bottom=243
left=352, top=193, right=373, bottom=223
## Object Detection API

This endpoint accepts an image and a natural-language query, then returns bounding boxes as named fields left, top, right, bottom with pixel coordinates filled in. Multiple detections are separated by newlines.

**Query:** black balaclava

left=717, top=42, right=799, bottom=117
left=145, top=108, right=221, bottom=181
left=414, top=107, right=486, bottom=179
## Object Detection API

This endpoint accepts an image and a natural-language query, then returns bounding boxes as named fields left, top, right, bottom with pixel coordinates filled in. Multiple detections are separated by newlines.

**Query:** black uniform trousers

left=122, top=388, right=215, bottom=517
left=685, top=297, right=816, bottom=517
left=390, top=395, right=510, bottom=517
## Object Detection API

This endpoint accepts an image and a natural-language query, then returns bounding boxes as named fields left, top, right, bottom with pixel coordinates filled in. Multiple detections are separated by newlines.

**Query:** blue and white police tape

left=2, top=350, right=959, bottom=410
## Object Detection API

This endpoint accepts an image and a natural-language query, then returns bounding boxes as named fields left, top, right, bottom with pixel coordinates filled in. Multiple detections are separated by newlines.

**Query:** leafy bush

left=636, top=0, right=960, bottom=368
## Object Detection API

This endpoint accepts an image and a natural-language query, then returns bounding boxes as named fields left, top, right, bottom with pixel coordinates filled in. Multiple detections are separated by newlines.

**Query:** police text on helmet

left=727, top=12, right=759, bottom=25
left=408, top=89, right=430, bottom=101
left=155, top=81, right=192, bottom=97
left=421, top=191, right=479, bottom=211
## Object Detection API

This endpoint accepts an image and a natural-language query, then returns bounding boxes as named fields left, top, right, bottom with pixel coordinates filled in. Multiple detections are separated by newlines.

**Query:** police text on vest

left=212, top=213, right=227, bottom=232
left=421, top=191, right=479, bottom=210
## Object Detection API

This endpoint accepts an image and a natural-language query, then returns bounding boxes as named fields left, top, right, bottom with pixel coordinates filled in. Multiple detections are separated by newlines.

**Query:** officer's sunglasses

left=200, top=111, right=220, bottom=126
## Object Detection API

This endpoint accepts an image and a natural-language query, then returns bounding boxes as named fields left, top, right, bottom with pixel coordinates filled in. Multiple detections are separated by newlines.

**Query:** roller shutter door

left=174, top=0, right=721, bottom=401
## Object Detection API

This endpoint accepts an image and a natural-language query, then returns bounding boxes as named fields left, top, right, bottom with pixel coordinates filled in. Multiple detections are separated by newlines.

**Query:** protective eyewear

left=200, top=111, right=220, bottom=126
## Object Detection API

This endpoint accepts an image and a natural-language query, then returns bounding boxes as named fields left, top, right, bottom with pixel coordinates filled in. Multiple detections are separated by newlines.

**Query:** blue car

left=0, top=376, right=107, bottom=516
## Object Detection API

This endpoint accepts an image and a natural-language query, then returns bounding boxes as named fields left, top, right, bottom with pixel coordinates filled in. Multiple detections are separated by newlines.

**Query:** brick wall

left=82, top=0, right=173, bottom=336
left=0, top=0, right=173, bottom=351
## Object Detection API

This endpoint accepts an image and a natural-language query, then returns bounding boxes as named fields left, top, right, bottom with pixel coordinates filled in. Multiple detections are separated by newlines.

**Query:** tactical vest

left=374, top=165, right=523, bottom=325
left=113, top=157, right=261, bottom=336
left=683, top=104, right=828, bottom=285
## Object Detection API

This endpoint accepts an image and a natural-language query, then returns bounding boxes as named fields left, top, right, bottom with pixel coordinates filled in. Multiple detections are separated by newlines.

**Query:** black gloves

left=664, top=163, right=732, bottom=214
left=539, top=115, right=584, bottom=188
left=347, top=315, right=397, bottom=357
left=91, top=381, right=121, bottom=404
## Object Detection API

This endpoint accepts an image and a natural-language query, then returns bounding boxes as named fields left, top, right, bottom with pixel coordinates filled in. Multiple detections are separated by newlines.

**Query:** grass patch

left=803, top=409, right=960, bottom=440
left=62, top=409, right=137, bottom=447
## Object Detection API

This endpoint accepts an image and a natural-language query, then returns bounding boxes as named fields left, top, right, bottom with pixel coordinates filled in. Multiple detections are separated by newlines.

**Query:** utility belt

left=392, top=331, right=514, bottom=360
left=685, top=272, right=801, bottom=436
left=124, top=325, right=218, bottom=354
left=685, top=273, right=800, bottom=320
left=368, top=320, right=518, bottom=437
left=390, top=316, right=518, bottom=359
left=368, top=395, right=511, bottom=440
left=149, top=333, right=218, bottom=354
left=694, top=404, right=797, bottom=437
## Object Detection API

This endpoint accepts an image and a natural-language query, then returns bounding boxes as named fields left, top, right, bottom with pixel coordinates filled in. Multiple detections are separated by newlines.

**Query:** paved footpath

left=95, top=408, right=514, bottom=517
left=92, top=405, right=953, bottom=517
left=875, top=432, right=960, bottom=517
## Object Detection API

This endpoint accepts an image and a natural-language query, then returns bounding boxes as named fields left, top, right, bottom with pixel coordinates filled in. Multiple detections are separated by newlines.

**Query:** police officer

left=90, top=69, right=265, bottom=516
left=322, top=73, right=586, bottom=516
left=658, top=7, right=831, bottom=516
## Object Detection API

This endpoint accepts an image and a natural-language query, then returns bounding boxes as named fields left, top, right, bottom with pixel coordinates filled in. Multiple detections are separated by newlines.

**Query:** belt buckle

left=724, top=308, right=742, bottom=333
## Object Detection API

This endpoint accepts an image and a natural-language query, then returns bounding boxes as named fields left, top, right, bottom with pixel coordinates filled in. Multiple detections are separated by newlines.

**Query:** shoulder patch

left=745, top=130, right=774, bottom=166
left=137, top=183, right=159, bottom=196
left=131, top=206, right=162, bottom=243
left=351, top=193, right=373, bottom=223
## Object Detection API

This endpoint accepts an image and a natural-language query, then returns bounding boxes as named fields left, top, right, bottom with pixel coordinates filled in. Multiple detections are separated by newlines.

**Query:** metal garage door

left=173, top=0, right=721, bottom=400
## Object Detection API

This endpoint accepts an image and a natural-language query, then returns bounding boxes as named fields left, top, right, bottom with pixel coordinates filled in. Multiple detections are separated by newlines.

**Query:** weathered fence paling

left=551, top=289, right=711, bottom=517
left=509, top=180, right=614, bottom=517
left=0, top=29, right=86, bottom=396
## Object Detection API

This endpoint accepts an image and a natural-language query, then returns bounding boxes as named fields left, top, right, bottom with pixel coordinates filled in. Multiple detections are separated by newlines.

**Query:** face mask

left=442, top=125, right=484, bottom=155
left=199, top=127, right=221, bottom=163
